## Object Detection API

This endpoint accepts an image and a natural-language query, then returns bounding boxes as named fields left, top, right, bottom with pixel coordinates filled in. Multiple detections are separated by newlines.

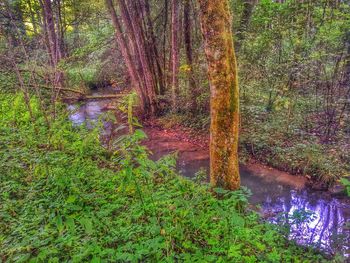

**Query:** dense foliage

left=1, top=0, right=349, bottom=185
left=0, top=0, right=349, bottom=260
left=160, top=0, right=350, bottom=185
left=237, top=0, right=350, bottom=185
left=0, top=94, right=324, bottom=262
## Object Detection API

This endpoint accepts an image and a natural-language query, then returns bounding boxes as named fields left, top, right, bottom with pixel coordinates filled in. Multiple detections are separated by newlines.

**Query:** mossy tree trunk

left=198, top=0, right=240, bottom=190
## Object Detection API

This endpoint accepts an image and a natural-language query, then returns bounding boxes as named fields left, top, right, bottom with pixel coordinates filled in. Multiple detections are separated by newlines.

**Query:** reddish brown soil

left=143, top=119, right=209, bottom=149
left=143, top=119, right=309, bottom=189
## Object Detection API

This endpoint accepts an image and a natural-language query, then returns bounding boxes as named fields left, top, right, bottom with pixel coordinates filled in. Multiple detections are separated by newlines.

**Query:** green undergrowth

left=0, top=93, right=325, bottom=262
left=239, top=92, right=349, bottom=186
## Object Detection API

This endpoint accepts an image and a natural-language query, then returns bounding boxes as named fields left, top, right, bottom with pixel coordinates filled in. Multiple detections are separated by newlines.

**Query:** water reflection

left=68, top=96, right=350, bottom=258
left=68, top=101, right=106, bottom=127
left=266, top=189, right=349, bottom=256
left=178, top=160, right=350, bottom=257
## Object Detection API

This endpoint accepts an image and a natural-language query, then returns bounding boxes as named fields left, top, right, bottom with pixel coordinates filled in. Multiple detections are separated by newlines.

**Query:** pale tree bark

left=39, top=0, right=65, bottom=64
left=198, top=0, right=240, bottom=190
left=38, top=0, right=51, bottom=58
left=171, top=0, right=180, bottom=110
left=117, top=0, right=155, bottom=112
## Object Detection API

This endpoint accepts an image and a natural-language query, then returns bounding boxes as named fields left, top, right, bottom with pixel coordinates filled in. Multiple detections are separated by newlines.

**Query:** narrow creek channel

left=67, top=90, right=350, bottom=258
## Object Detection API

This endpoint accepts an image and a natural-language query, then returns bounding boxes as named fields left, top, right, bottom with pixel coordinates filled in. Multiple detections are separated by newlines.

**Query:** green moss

left=199, top=0, right=240, bottom=190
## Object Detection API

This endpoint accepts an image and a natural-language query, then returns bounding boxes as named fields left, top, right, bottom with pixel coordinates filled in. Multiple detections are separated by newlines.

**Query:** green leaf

left=79, top=217, right=93, bottom=235
left=66, top=195, right=77, bottom=203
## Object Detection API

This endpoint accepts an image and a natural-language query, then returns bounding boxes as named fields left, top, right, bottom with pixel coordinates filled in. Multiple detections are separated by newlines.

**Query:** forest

left=0, top=0, right=350, bottom=261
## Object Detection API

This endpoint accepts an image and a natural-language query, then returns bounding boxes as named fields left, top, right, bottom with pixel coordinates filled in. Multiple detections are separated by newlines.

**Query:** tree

left=105, top=0, right=160, bottom=116
left=40, top=0, right=61, bottom=67
left=235, top=0, right=257, bottom=51
left=184, top=0, right=198, bottom=112
left=170, top=0, right=180, bottom=110
left=198, top=0, right=240, bottom=190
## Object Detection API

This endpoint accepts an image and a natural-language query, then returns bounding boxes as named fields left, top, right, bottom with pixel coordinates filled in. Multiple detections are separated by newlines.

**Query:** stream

left=67, top=91, right=350, bottom=258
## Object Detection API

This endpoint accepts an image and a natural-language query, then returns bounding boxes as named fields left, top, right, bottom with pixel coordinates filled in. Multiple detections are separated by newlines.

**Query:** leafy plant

left=0, top=93, right=325, bottom=262
left=340, top=178, right=350, bottom=196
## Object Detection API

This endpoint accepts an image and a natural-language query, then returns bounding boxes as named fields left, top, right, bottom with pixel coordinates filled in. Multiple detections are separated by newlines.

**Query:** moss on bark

left=198, top=0, right=240, bottom=190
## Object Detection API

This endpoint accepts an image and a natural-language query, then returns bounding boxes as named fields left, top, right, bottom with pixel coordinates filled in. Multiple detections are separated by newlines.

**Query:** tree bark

left=344, top=30, right=350, bottom=87
left=163, top=0, right=169, bottom=89
left=105, top=0, right=152, bottom=115
left=171, top=0, right=180, bottom=110
left=198, top=0, right=240, bottom=190
left=105, top=0, right=145, bottom=105
left=141, top=0, right=165, bottom=95
left=121, top=0, right=158, bottom=115
left=40, top=0, right=64, bottom=117
left=184, top=0, right=198, bottom=112
left=41, top=0, right=60, bottom=66
left=54, top=0, right=65, bottom=58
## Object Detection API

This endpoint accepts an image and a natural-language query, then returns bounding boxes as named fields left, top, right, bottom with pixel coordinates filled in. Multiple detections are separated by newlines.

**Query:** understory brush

left=240, top=92, right=349, bottom=186
left=158, top=95, right=349, bottom=186
left=0, top=93, right=324, bottom=262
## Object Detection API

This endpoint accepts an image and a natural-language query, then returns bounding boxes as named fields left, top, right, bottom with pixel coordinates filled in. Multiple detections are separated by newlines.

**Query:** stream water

left=68, top=93, right=350, bottom=258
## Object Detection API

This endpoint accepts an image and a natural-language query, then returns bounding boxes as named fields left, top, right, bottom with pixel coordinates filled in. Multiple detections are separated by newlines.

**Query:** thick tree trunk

left=117, top=0, right=156, bottom=114
left=198, top=0, right=240, bottom=190
left=39, top=4, right=51, bottom=62
left=171, top=0, right=180, bottom=110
